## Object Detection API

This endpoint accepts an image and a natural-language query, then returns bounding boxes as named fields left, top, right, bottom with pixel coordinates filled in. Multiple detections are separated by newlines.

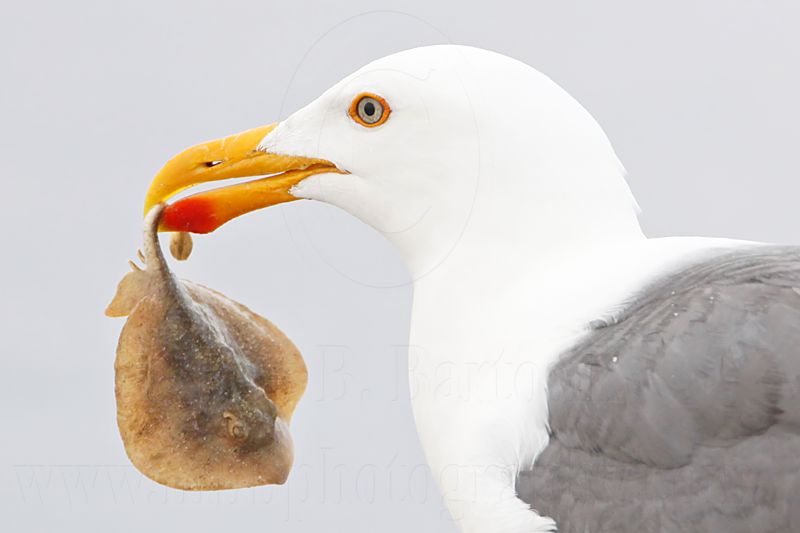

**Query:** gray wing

left=518, top=245, right=800, bottom=533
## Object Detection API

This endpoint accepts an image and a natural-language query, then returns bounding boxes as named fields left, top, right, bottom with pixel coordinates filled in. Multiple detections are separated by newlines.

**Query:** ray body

left=107, top=206, right=306, bottom=490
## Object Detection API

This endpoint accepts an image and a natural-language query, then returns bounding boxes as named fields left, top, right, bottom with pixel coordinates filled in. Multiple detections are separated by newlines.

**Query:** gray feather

left=518, top=246, right=800, bottom=532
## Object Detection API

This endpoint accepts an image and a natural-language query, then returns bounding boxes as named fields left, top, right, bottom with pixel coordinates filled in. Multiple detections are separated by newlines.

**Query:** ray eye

left=349, top=93, right=391, bottom=128
left=223, top=411, right=248, bottom=440
left=231, top=424, right=247, bottom=439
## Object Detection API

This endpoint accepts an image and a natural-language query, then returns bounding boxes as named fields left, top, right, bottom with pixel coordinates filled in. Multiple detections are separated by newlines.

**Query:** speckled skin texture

left=106, top=207, right=306, bottom=490
left=519, top=246, right=800, bottom=532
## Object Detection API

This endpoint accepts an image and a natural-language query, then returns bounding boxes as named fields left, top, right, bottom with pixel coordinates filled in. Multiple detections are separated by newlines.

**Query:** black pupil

left=364, top=101, right=376, bottom=116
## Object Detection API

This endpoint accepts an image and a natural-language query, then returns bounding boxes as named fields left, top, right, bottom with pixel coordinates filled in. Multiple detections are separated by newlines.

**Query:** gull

left=144, top=45, right=800, bottom=533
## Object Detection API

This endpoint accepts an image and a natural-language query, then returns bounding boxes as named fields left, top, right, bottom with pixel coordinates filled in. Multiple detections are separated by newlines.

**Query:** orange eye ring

left=348, top=92, right=391, bottom=128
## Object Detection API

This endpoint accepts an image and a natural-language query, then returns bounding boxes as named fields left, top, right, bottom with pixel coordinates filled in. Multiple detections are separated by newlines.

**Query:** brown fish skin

left=106, top=205, right=306, bottom=490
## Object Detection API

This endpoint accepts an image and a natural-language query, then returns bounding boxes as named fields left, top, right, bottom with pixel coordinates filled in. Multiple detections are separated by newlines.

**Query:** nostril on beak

left=205, top=160, right=224, bottom=168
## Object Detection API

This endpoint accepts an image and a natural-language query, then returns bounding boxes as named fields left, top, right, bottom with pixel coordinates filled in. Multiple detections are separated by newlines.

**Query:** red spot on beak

left=161, top=197, right=220, bottom=234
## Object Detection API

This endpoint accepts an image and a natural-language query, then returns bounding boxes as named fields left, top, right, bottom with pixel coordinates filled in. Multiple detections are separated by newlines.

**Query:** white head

left=148, top=45, right=643, bottom=278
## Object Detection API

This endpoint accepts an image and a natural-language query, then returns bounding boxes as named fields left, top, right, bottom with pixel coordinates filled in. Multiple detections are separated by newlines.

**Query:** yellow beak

left=144, top=123, right=340, bottom=233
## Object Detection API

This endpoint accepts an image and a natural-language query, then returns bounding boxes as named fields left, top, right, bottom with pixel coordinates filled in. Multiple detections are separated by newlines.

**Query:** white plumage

left=259, top=45, right=767, bottom=532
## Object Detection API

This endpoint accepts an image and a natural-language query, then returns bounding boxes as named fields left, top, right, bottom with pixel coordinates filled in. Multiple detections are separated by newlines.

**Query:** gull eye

left=349, top=93, right=391, bottom=128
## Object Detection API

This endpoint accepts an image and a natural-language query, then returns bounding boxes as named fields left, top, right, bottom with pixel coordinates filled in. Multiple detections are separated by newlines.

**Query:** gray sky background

left=1, top=1, right=799, bottom=532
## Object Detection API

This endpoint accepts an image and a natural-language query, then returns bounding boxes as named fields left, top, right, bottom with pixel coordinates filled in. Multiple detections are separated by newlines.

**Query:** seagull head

left=146, top=45, right=642, bottom=276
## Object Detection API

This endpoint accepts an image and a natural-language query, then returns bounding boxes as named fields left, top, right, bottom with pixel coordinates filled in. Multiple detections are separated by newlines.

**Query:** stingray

left=105, top=205, right=307, bottom=490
